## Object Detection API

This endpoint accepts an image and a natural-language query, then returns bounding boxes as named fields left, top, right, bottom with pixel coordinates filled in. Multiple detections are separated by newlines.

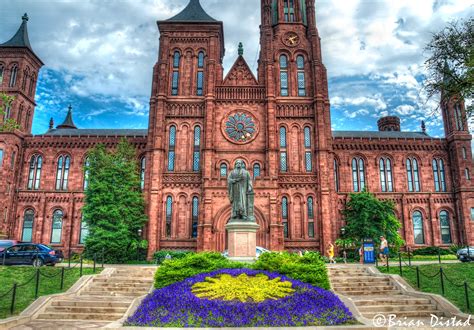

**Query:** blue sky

left=1, top=0, right=473, bottom=137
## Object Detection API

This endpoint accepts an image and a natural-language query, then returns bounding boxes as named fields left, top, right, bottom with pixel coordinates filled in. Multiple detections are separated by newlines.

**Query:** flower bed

left=126, top=269, right=353, bottom=327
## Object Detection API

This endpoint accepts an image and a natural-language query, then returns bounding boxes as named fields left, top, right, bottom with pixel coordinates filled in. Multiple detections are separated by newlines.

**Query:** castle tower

left=0, top=14, right=43, bottom=133
left=145, top=0, right=225, bottom=255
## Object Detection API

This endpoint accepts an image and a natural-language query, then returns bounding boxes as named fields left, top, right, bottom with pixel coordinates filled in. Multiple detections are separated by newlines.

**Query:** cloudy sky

left=1, top=0, right=473, bottom=136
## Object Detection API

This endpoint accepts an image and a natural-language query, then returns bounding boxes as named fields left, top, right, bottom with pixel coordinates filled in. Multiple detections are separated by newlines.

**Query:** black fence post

left=102, top=247, right=105, bottom=268
left=440, top=267, right=445, bottom=296
left=408, top=248, right=412, bottom=267
left=398, top=252, right=403, bottom=276
left=93, top=254, right=96, bottom=273
left=2, top=250, right=6, bottom=266
left=386, top=254, right=389, bottom=272
left=10, top=283, right=17, bottom=315
left=68, top=248, right=71, bottom=268
left=60, top=267, right=65, bottom=290
left=438, top=250, right=441, bottom=264
left=80, top=254, right=83, bottom=277
left=465, top=282, right=470, bottom=312
left=416, top=266, right=420, bottom=288
left=35, top=268, right=40, bottom=299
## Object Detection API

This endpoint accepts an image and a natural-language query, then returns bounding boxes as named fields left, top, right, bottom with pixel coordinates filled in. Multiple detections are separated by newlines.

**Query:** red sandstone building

left=0, top=0, right=473, bottom=257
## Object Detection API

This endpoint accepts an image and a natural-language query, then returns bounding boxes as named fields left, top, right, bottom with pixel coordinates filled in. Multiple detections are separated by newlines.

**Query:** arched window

left=0, top=64, right=4, bottom=84
left=334, top=159, right=340, bottom=192
left=55, top=155, right=71, bottom=191
left=27, top=155, right=42, bottom=190
left=280, top=127, right=288, bottom=172
left=454, top=103, right=464, bottom=131
left=0, top=149, right=3, bottom=167
left=466, top=168, right=471, bottom=180
left=9, top=65, right=18, bottom=87
left=297, top=55, right=306, bottom=96
left=22, top=68, right=29, bottom=90
left=253, top=163, right=261, bottom=179
left=307, top=197, right=314, bottom=238
left=165, top=196, right=173, bottom=238
left=352, top=158, right=365, bottom=192
left=432, top=159, right=446, bottom=192
left=193, top=126, right=201, bottom=172
left=83, top=157, right=90, bottom=190
left=191, top=197, right=199, bottom=238
left=21, top=209, right=34, bottom=242
left=379, top=158, right=393, bottom=192
left=279, top=55, right=289, bottom=96
left=282, top=197, right=289, bottom=238
left=220, top=163, right=228, bottom=177
left=28, top=73, right=36, bottom=96
left=406, top=158, right=421, bottom=192
left=196, top=51, right=205, bottom=96
left=283, top=0, right=296, bottom=21
left=304, top=126, right=312, bottom=172
left=439, top=211, right=452, bottom=244
left=3, top=104, right=11, bottom=122
left=167, top=126, right=176, bottom=171
left=140, top=156, right=146, bottom=190
left=79, top=215, right=89, bottom=244
left=171, top=51, right=180, bottom=96
left=51, top=210, right=63, bottom=244
left=462, top=147, right=467, bottom=160
left=413, top=211, right=424, bottom=245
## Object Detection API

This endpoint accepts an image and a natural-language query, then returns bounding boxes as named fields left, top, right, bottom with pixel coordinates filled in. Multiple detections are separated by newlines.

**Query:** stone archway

left=213, top=205, right=269, bottom=252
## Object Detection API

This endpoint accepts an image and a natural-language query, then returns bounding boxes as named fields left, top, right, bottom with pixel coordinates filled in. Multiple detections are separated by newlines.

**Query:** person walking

left=379, top=236, right=389, bottom=266
left=327, top=243, right=336, bottom=264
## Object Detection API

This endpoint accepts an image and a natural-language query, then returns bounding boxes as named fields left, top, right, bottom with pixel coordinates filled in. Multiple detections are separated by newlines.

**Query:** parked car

left=0, top=240, right=19, bottom=252
left=222, top=246, right=270, bottom=259
left=456, top=247, right=474, bottom=262
left=0, top=243, right=64, bottom=267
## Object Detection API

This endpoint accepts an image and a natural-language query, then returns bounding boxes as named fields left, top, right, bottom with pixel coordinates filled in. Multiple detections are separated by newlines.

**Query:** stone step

left=81, top=291, right=146, bottom=297
left=85, top=286, right=150, bottom=293
left=358, top=304, right=436, bottom=313
left=90, top=283, right=152, bottom=289
left=36, top=312, right=124, bottom=321
left=44, top=306, right=128, bottom=314
left=92, top=278, right=154, bottom=285
left=336, top=289, right=401, bottom=296
left=104, top=276, right=154, bottom=282
left=363, top=310, right=445, bottom=319
left=334, top=285, right=397, bottom=292
left=332, top=280, right=391, bottom=287
left=331, top=276, right=390, bottom=282
left=51, top=300, right=131, bottom=308
left=354, top=297, right=432, bottom=306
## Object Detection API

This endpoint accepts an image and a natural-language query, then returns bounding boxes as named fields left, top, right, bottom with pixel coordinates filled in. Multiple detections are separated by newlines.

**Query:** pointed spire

left=238, top=42, right=244, bottom=56
left=167, top=0, right=217, bottom=22
left=56, top=105, right=78, bottom=129
left=1, top=13, right=33, bottom=51
left=421, top=120, right=426, bottom=133
left=49, top=117, right=54, bottom=130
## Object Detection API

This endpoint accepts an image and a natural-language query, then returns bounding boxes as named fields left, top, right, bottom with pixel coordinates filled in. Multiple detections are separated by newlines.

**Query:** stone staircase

left=33, top=267, right=155, bottom=323
left=328, top=266, right=447, bottom=320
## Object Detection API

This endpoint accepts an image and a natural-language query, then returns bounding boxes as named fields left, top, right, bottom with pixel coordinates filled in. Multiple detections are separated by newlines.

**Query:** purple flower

left=125, top=269, right=353, bottom=327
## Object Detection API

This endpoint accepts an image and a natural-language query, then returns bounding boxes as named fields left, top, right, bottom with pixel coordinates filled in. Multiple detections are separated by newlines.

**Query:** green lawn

left=0, top=266, right=101, bottom=319
left=378, top=263, right=474, bottom=313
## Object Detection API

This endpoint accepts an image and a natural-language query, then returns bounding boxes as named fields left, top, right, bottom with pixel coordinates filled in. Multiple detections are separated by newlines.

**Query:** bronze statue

left=227, top=159, right=255, bottom=222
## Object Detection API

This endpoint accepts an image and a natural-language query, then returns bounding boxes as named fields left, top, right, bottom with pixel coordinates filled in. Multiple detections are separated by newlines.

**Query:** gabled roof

left=166, top=0, right=217, bottom=23
left=56, top=106, right=77, bottom=129
left=333, top=131, right=433, bottom=139
left=222, top=55, right=259, bottom=86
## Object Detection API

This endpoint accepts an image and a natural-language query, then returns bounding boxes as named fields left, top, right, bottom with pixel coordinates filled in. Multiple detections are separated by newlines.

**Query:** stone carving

left=227, top=159, right=255, bottom=223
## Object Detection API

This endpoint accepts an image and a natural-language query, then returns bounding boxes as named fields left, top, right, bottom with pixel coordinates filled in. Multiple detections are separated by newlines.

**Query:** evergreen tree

left=82, top=138, right=148, bottom=263
left=341, top=190, right=404, bottom=250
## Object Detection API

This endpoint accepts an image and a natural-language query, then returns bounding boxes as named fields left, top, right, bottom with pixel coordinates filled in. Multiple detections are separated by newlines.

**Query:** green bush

left=153, top=250, right=195, bottom=265
left=252, top=252, right=330, bottom=290
left=412, top=246, right=451, bottom=256
left=154, top=252, right=245, bottom=288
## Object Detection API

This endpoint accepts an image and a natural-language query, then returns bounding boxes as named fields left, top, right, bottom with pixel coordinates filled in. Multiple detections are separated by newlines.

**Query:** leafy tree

left=341, top=190, right=404, bottom=250
left=0, top=93, right=20, bottom=132
left=82, top=138, right=148, bottom=263
left=424, top=18, right=473, bottom=116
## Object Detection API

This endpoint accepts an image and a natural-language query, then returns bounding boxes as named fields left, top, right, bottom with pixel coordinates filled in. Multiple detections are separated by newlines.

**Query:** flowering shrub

left=126, top=269, right=353, bottom=327
left=192, top=273, right=295, bottom=302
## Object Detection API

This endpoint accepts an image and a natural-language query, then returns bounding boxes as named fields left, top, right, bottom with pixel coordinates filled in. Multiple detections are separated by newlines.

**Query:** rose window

left=225, top=113, right=256, bottom=143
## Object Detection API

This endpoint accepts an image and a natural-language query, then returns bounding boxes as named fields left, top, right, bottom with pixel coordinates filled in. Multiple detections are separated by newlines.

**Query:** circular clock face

left=222, top=111, right=259, bottom=145
left=283, top=32, right=300, bottom=47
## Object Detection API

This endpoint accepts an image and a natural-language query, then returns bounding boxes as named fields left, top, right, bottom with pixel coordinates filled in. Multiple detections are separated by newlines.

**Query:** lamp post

left=340, top=227, right=347, bottom=263
left=137, top=228, right=143, bottom=261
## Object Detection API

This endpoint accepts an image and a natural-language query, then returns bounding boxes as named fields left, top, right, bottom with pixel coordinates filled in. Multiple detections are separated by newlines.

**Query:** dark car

left=456, top=246, right=474, bottom=262
left=0, top=243, right=64, bottom=267
left=0, top=240, right=19, bottom=252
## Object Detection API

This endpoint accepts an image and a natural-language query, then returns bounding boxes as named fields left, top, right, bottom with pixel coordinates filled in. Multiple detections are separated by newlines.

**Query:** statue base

left=225, top=221, right=260, bottom=258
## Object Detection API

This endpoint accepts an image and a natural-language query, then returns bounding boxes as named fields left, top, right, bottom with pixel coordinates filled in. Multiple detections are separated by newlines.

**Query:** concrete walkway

left=9, top=266, right=156, bottom=329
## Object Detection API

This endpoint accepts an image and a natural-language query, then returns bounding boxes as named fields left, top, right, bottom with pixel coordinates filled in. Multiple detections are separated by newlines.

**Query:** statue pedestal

left=226, top=221, right=260, bottom=259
